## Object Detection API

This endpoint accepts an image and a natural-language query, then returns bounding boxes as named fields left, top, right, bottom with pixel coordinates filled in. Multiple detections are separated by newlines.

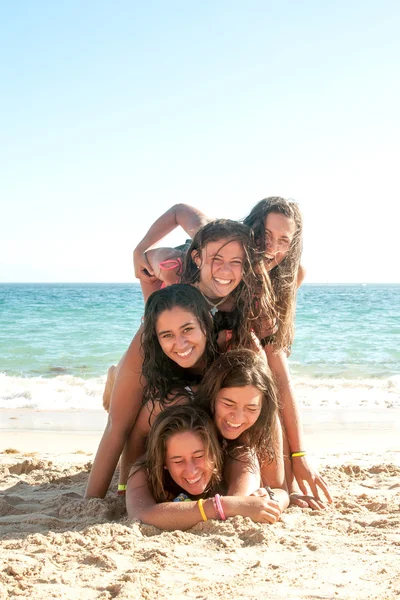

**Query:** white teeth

left=226, top=421, right=242, bottom=429
left=177, top=348, right=192, bottom=357
left=214, top=277, right=231, bottom=284
left=185, top=475, right=201, bottom=484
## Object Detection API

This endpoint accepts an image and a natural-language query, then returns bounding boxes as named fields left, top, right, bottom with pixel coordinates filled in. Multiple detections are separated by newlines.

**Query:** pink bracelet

left=214, top=494, right=226, bottom=521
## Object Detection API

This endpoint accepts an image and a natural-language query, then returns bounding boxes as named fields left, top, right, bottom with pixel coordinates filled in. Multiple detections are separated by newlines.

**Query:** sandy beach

left=1, top=408, right=400, bottom=600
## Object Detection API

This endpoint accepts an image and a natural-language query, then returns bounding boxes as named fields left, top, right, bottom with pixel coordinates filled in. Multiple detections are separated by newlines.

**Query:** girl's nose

left=230, top=408, right=244, bottom=422
left=184, top=461, right=197, bottom=476
left=174, top=335, right=187, bottom=350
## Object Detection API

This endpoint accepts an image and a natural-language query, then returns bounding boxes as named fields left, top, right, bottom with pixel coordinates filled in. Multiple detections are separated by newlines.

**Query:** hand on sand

left=289, top=492, right=326, bottom=510
left=243, top=495, right=282, bottom=524
left=250, top=488, right=269, bottom=498
left=292, top=455, right=333, bottom=505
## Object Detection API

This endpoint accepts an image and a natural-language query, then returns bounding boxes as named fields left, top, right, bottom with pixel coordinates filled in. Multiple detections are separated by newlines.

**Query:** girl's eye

left=223, top=402, right=234, bottom=408
left=183, top=327, right=194, bottom=334
left=247, top=408, right=260, bottom=413
left=231, top=260, right=242, bottom=266
left=173, top=460, right=183, bottom=464
left=161, top=334, right=172, bottom=339
left=194, top=454, right=204, bottom=460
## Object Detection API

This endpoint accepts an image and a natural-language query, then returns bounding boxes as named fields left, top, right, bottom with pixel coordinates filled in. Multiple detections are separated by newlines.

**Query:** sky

left=1, top=1, right=399, bottom=284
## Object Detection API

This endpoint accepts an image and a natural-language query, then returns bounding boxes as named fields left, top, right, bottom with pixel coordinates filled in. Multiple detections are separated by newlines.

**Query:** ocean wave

left=0, top=371, right=399, bottom=411
left=292, top=374, right=400, bottom=409
left=0, top=372, right=106, bottom=410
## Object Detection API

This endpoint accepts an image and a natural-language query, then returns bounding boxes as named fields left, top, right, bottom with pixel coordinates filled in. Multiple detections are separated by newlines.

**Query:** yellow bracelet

left=197, top=498, right=208, bottom=521
left=291, top=451, right=307, bottom=458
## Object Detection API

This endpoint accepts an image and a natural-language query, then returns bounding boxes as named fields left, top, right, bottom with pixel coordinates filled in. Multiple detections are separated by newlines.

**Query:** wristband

left=291, top=451, right=307, bottom=458
left=197, top=498, right=208, bottom=522
left=214, top=494, right=226, bottom=520
left=117, top=484, right=127, bottom=495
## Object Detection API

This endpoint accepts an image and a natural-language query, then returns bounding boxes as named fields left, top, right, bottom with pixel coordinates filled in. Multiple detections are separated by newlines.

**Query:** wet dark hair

left=131, top=405, right=222, bottom=503
left=141, top=284, right=218, bottom=410
left=180, top=219, right=276, bottom=348
left=196, top=349, right=279, bottom=463
left=243, top=197, right=303, bottom=352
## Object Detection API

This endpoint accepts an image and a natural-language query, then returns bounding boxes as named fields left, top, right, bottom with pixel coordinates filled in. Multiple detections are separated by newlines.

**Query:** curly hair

left=196, top=349, right=279, bottom=464
left=243, top=197, right=303, bottom=352
left=180, top=219, right=276, bottom=348
left=131, top=405, right=222, bottom=502
left=141, top=284, right=219, bottom=411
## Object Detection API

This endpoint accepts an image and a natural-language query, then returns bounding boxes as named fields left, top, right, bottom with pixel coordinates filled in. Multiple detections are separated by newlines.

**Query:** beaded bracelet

left=197, top=498, right=208, bottom=522
left=214, top=494, right=226, bottom=520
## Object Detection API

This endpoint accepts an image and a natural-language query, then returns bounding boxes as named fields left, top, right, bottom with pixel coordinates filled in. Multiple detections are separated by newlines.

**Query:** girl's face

left=194, top=239, right=244, bottom=299
left=156, top=307, right=207, bottom=368
left=264, top=213, right=296, bottom=271
left=165, top=431, right=214, bottom=496
left=214, top=385, right=262, bottom=440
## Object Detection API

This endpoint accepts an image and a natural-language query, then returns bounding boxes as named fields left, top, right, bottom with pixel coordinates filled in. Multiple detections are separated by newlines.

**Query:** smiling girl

left=126, top=405, right=284, bottom=530
left=196, top=349, right=289, bottom=511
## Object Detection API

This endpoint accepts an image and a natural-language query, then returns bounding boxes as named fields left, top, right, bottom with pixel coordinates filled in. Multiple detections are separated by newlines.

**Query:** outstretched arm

left=133, top=203, right=212, bottom=280
left=126, top=469, right=282, bottom=530
left=265, top=345, right=332, bottom=504
left=85, top=328, right=145, bottom=499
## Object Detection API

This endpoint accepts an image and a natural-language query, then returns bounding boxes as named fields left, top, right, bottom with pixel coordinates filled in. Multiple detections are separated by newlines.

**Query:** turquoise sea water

left=1, top=283, right=399, bottom=410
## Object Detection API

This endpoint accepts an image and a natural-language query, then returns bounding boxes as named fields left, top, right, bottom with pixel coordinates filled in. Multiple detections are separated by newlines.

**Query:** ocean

left=1, top=283, right=399, bottom=411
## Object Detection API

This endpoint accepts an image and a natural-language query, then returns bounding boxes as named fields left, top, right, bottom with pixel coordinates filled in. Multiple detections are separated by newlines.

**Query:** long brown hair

left=180, top=219, right=276, bottom=348
left=131, top=405, right=222, bottom=502
left=196, top=349, right=279, bottom=463
left=243, top=197, right=303, bottom=352
left=141, top=284, right=219, bottom=410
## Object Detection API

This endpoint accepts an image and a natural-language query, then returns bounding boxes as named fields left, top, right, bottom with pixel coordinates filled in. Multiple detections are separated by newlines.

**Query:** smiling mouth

left=184, top=475, right=202, bottom=485
left=225, top=420, right=242, bottom=430
left=214, top=277, right=232, bottom=285
left=176, top=347, right=193, bottom=358
left=264, top=255, right=275, bottom=264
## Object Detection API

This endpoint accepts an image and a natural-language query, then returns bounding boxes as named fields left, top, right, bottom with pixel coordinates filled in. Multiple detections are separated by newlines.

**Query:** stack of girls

left=85, top=197, right=332, bottom=529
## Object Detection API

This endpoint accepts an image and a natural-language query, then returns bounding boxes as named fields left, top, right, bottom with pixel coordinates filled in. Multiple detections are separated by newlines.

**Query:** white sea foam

left=0, top=372, right=106, bottom=411
left=293, top=374, right=400, bottom=409
left=0, top=371, right=399, bottom=411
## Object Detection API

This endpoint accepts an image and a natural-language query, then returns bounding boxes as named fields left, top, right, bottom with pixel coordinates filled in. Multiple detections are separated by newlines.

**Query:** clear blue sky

left=1, top=1, right=399, bottom=283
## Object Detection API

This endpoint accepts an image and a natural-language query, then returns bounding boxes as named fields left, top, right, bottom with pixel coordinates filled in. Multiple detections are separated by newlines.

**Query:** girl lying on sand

left=127, top=405, right=286, bottom=530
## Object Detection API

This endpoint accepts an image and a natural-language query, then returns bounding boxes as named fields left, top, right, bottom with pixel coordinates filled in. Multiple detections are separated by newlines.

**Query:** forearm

left=85, top=421, right=128, bottom=498
left=280, top=381, right=305, bottom=452
left=134, top=204, right=211, bottom=253
left=271, top=488, right=289, bottom=511
left=225, top=453, right=261, bottom=496
left=131, top=498, right=215, bottom=530
left=131, top=495, right=274, bottom=529
left=265, top=346, right=305, bottom=453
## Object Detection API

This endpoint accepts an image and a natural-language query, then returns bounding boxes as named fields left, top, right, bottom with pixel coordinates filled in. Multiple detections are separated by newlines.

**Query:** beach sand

left=1, top=409, right=400, bottom=599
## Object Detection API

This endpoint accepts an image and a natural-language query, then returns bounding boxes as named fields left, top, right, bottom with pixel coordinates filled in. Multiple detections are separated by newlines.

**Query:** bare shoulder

left=297, top=264, right=306, bottom=288
left=119, top=326, right=144, bottom=375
